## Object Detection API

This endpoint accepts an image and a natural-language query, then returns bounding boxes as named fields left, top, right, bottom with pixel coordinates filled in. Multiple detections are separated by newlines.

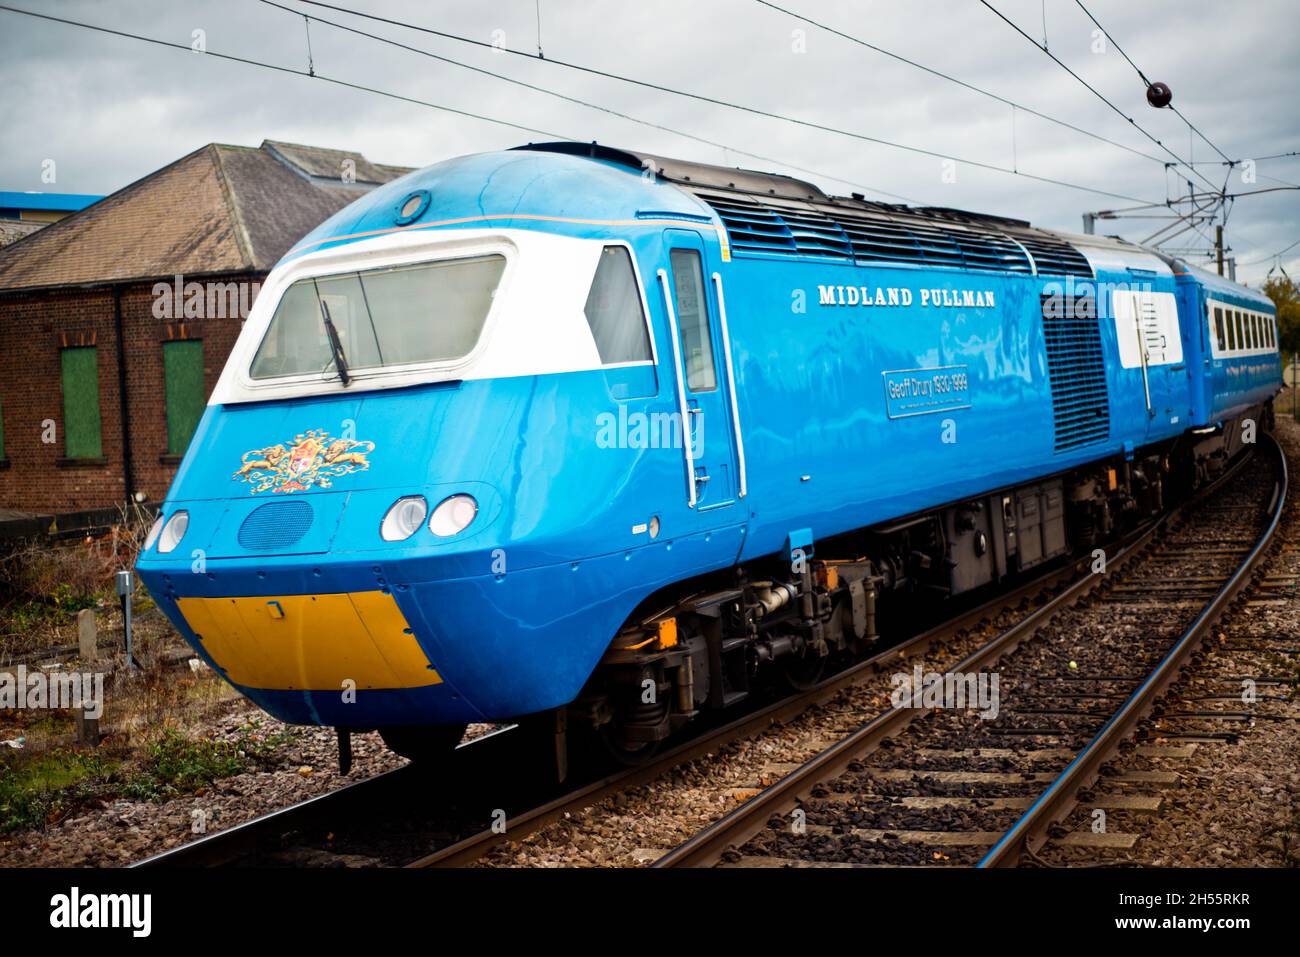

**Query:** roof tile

left=0, top=141, right=412, bottom=291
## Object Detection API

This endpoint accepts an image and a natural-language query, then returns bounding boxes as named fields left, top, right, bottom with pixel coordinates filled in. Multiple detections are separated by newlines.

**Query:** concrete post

left=76, top=608, right=97, bottom=662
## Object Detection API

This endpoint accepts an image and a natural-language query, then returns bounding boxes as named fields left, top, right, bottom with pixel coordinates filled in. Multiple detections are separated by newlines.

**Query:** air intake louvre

left=705, top=195, right=852, bottom=261
left=697, top=192, right=1093, bottom=278
left=1012, top=234, right=1094, bottom=279
left=1041, top=293, right=1110, bottom=452
left=834, top=208, right=1033, bottom=274
left=238, top=500, right=314, bottom=551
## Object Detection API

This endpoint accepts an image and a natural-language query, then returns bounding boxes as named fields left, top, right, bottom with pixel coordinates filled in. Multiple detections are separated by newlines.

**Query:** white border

left=211, top=228, right=661, bottom=405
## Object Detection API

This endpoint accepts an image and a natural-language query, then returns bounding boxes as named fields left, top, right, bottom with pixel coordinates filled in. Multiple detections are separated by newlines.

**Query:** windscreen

left=250, top=254, right=506, bottom=380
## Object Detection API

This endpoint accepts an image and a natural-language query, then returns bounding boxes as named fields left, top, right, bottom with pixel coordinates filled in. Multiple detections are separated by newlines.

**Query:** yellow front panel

left=176, top=591, right=442, bottom=691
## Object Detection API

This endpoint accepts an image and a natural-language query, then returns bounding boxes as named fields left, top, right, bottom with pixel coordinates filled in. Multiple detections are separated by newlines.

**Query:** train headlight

left=157, top=510, right=189, bottom=554
left=381, top=495, right=428, bottom=542
left=429, top=494, right=478, bottom=538
left=144, top=515, right=164, bottom=551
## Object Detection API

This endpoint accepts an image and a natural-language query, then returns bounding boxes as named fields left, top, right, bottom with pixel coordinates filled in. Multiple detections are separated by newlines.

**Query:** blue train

left=135, top=142, right=1281, bottom=764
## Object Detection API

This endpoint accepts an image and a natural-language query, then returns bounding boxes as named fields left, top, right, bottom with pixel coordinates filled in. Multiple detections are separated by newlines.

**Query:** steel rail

left=652, top=445, right=1266, bottom=868
left=979, top=433, right=1288, bottom=866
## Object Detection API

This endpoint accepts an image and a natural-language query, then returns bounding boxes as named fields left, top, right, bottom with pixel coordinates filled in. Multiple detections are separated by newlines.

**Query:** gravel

left=0, top=702, right=411, bottom=867
left=1036, top=417, right=1300, bottom=867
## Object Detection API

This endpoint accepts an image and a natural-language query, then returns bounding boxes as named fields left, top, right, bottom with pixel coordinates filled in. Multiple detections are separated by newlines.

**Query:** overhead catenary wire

left=6, top=0, right=1292, bottom=278
left=1071, top=0, right=1233, bottom=164
left=302, top=14, right=314, bottom=76
left=1238, top=238, right=1300, bottom=268
left=0, top=3, right=570, bottom=140
left=0, top=0, right=911, bottom=205
left=254, top=0, right=922, bottom=203
left=1251, top=150, right=1300, bottom=163
left=285, top=0, right=1164, bottom=205
left=752, top=0, right=1166, bottom=166
left=976, top=0, right=1220, bottom=195
left=1092, top=183, right=1299, bottom=216
left=1190, top=153, right=1300, bottom=167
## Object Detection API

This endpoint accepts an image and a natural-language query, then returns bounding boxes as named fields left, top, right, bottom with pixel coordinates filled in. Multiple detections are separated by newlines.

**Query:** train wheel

left=782, top=651, right=827, bottom=691
left=379, top=724, right=468, bottom=763
left=598, top=699, right=668, bottom=766
left=599, top=725, right=663, bottom=766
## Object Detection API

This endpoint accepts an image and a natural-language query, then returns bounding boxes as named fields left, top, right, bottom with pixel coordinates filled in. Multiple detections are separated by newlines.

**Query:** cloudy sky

left=2, top=0, right=1296, bottom=284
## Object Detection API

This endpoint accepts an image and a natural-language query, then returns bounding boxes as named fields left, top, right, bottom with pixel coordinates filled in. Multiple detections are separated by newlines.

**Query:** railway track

left=135, top=517, right=1123, bottom=868
left=135, top=440, right=1282, bottom=869
left=652, top=436, right=1286, bottom=868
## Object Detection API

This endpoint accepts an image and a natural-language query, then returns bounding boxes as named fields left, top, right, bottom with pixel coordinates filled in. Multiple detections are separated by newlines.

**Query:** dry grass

left=0, top=503, right=156, bottom=660
left=0, top=506, right=294, bottom=835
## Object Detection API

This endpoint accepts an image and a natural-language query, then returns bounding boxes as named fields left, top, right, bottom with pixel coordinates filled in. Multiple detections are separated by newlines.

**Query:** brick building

left=0, top=191, right=103, bottom=249
left=0, top=140, right=411, bottom=524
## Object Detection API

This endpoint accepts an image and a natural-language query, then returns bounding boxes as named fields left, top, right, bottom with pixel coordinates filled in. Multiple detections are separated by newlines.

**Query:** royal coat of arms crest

left=232, top=429, right=375, bottom=494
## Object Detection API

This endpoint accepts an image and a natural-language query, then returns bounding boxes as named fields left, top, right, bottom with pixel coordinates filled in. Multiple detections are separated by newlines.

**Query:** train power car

left=135, top=142, right=1282, bottom=764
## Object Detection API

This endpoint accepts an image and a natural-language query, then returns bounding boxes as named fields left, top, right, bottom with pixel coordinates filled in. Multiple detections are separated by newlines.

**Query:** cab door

left=1113, top=283, right=1186, bottom=441
left=656, top=229, right=740, bottom=513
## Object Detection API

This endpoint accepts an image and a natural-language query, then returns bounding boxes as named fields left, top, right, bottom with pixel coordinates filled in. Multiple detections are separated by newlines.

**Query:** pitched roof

left=0, top=140, right=413, bottom=291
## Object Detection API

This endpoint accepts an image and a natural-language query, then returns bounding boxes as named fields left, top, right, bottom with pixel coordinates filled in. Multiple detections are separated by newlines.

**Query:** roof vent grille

left=697, top=193, right=1093, bottom=278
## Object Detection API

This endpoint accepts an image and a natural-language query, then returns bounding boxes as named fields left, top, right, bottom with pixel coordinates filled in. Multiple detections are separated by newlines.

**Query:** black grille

left=704, top=194, right=852, bottom=261
left=1041, top=292, right=1110, bottom=452
left=238, top=500, right=314, bottom=550
left=1012, top=233, right=1095, bottom=279
left=698, top=192, right=1093, bottom=278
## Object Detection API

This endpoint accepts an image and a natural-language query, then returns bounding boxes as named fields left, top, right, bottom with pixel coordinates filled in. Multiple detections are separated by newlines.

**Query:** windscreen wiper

left=319, top=299, right=351, bottom=387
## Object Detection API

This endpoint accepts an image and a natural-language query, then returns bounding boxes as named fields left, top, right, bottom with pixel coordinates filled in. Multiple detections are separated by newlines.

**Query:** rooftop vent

left=698, top=192, right=1094, bottom=278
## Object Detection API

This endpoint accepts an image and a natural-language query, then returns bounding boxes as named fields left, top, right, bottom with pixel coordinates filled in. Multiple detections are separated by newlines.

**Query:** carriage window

left=582, top=246, right=653, bottom=364
left=1226, top=311, right=1237, bottom=350
left=1234, top=311, right=1243, bottom=351
left=1213, top=307, right=1225, bottom=352
left=1270, top=318, right=1277, bottom=348
left=250, top=254, right=506, bottom=380
left=669, top=249, right=717, bottom=392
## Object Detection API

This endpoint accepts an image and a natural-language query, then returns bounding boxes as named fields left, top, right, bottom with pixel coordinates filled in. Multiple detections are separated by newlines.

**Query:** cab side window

left=669, top=249, right=718, bottom=392
left=582, top=246, right=653, bottom=365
